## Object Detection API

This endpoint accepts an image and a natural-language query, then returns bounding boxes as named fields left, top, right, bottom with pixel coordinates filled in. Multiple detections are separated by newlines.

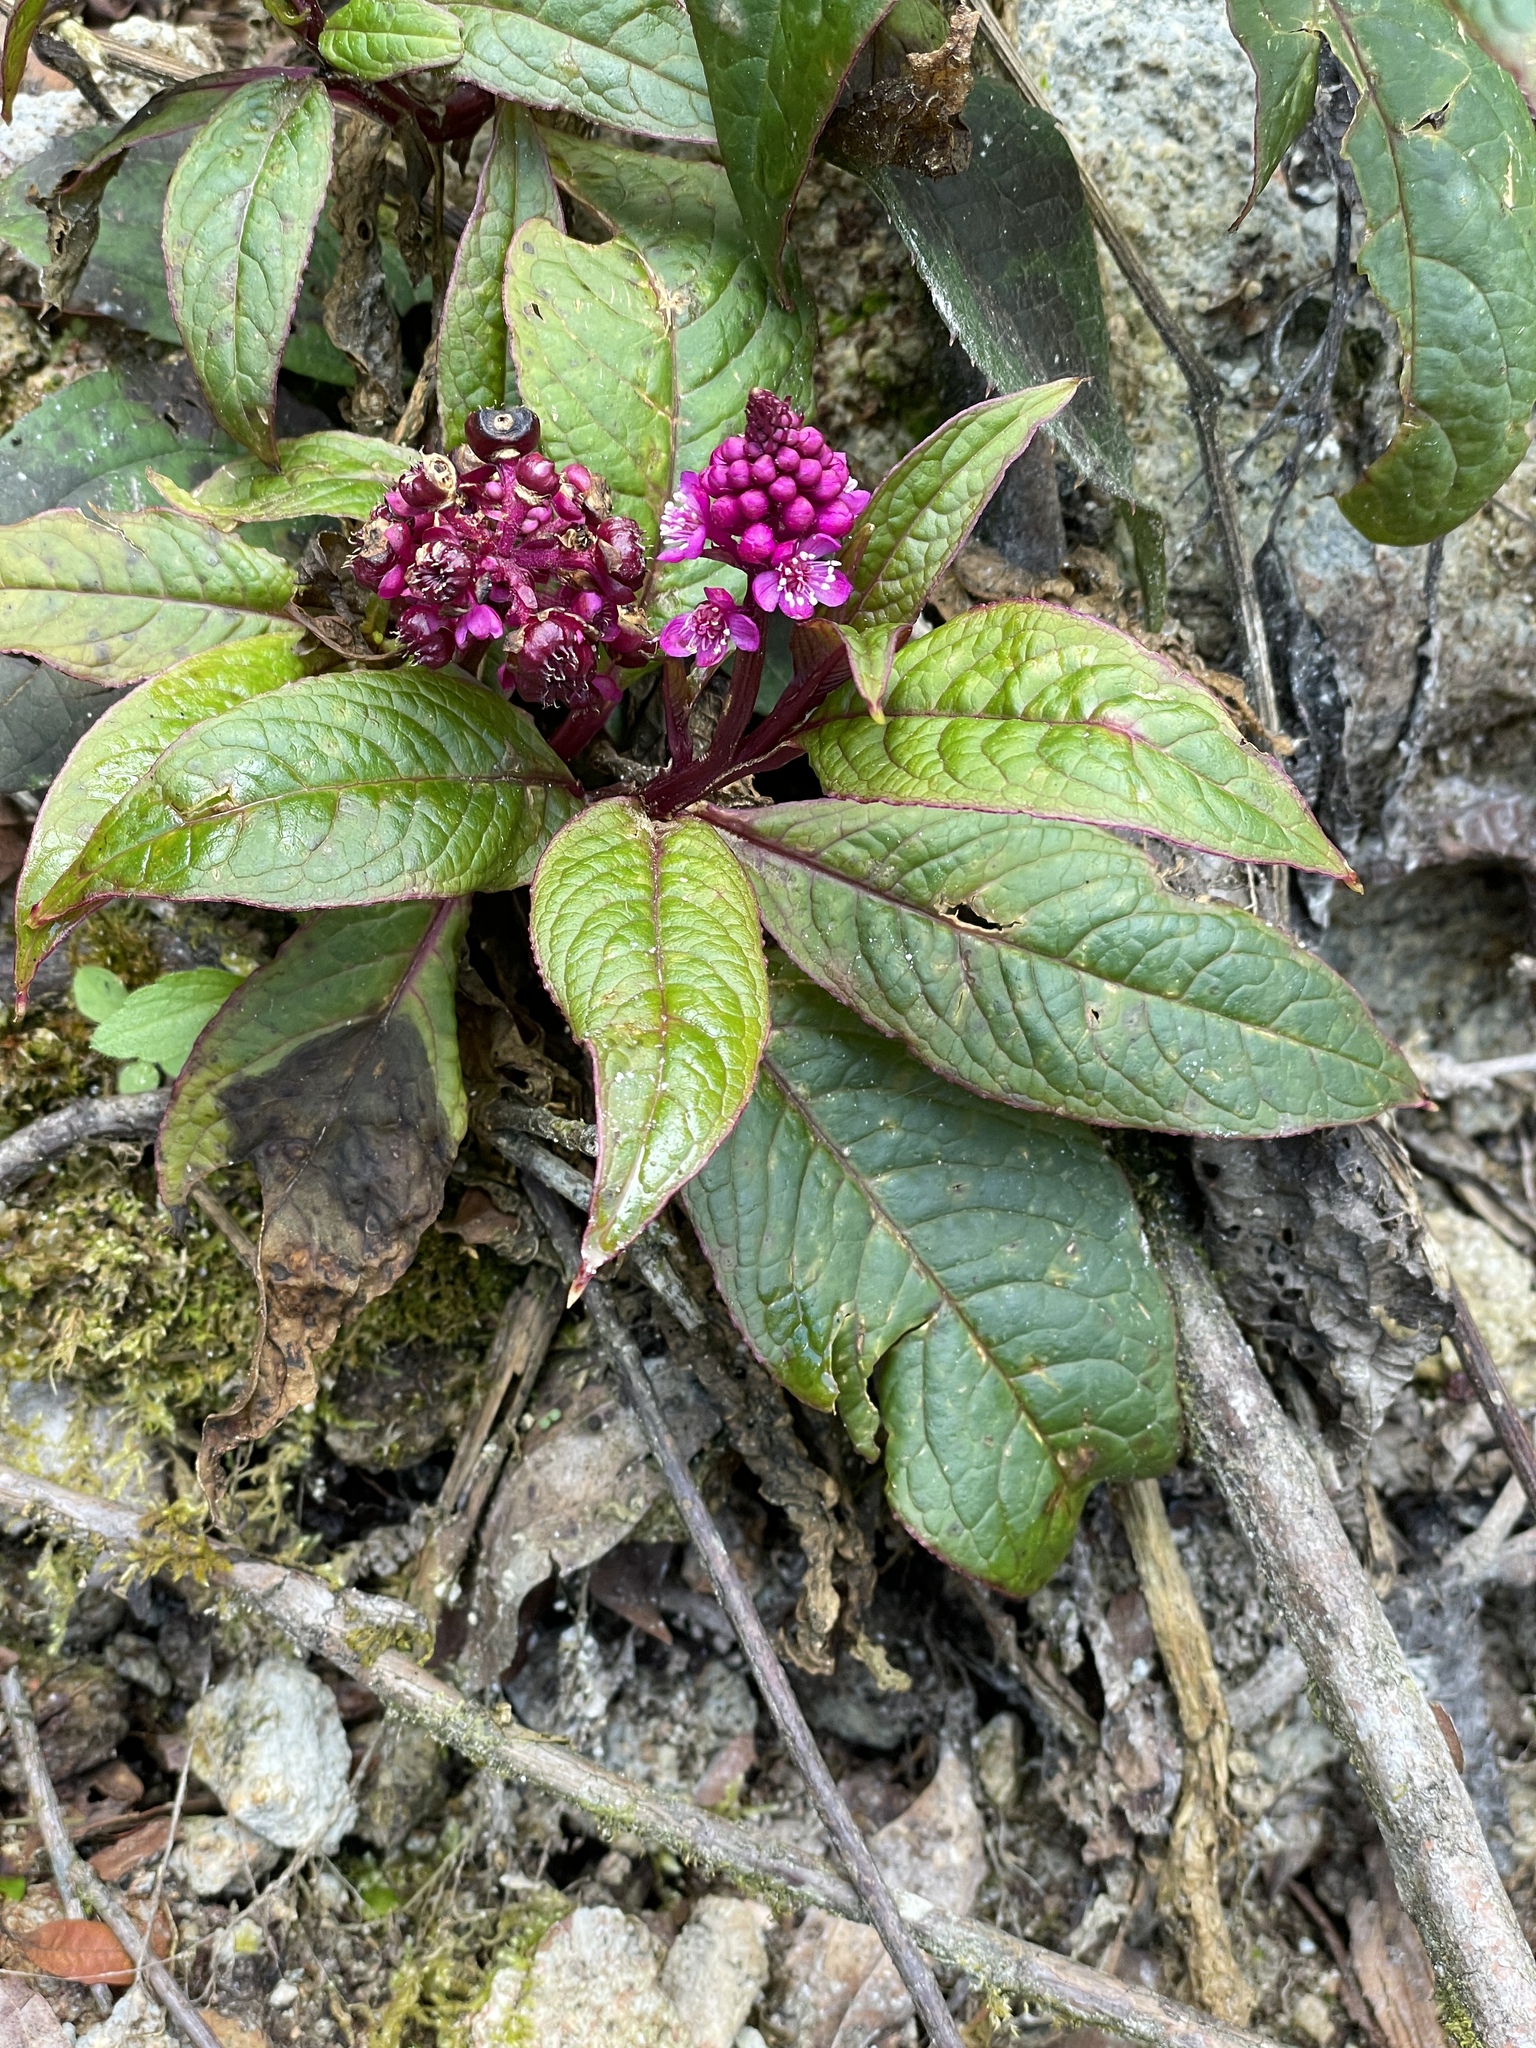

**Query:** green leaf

left=841, top=384, right=1079, bottom=636
left=90, top=966, right=243, bottom=1076
left=166, top=432, right=406, bottom=526
left=116, top=1058, right=162, bottom=1093
left=1228, top=0, right=1536, bottom=544
left=0, top=509, right=297, bottom=686
left=1445, top=0, right=1536, bottom=94
left=160, top=900, right=467, bottom=1201
left=72, top=964, right=127, bottom=1023
left=865, top=78, right=1134, bottom=500
left=0, top=365, right=236, bottom=523
left=319, top=0, right=463, bottom=78
left=685, top=963, right=1179, bottom=1593
left=2, top=0, right=51, bottom=120
left=63, top=76, right=257, bottom=178
left=0, top=665, right=110, bottom=791
left=828, top=621, right=898, bottom=720
left=530, top=798, right=769, bottom=1284
left=683, top=0, right=890, bottom=291
left=33, top=667, right=580, bottom=925
left=505, top=219, right=673, bottom=551
left=14, top=636, right=313, bottom=1001
left=708, top=800, right=1421, bottom=1135
left=540, top=130, right=817, bottom=604
left=163, top=77, right=336, bottom=462
left=438, top=104, right=560, bottom=447
left=441, top=0, right=714, bottom=141
left=806, top=602, right=1350, bottom=875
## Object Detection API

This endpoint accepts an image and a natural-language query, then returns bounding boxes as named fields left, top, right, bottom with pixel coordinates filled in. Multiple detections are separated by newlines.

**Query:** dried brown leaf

left=0, top=1977, right=68, bottom=2048
left=822, top=5, right=978, bottom=178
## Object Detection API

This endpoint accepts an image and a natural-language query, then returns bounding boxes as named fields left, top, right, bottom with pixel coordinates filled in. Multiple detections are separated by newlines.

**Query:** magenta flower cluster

left=657, top=390, right=867, bottom=654
left=353, top=407, right=652, bottom=714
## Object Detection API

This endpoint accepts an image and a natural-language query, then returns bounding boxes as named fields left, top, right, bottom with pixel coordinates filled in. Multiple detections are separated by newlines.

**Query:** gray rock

left=659, top=1897, right=771, bottom=2048
left=171, top=1814, right=280, bottom=1898
left=188, top=1658, right=356, bottom=1853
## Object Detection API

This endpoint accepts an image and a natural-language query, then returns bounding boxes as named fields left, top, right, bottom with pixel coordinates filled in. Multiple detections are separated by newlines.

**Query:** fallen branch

left=0, top=1461, right=1284, bottom=2048
left=0, top=1091, right=168, bottom=1200
left=519, top=1172, right=964, bottom=2048
left=1, top=1664, right=219, bottom=2048
left=1153, top=1220, right=1536, bottom=2046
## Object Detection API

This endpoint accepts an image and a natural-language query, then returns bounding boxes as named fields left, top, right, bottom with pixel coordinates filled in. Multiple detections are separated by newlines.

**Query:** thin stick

left=189, top=1184, right=258, bottom=1275
left=71, top=1860, right=222, bottom=2048
left=0, top=1091, right=168, bottom=1200
left=1447, top=1278, right=1536, bottom=1522
left=1284, top=1882, right=1388, bottom=2048
left=0, top=1665, right=113, bottom=2017
left=1152, top=1219, right=1536, bottom=2043
left=0, top=1460, right=1280, bottom=2048
left=973, top=4, right=1277, bottom=734
left=519, top=1174, right=964, bottom=2048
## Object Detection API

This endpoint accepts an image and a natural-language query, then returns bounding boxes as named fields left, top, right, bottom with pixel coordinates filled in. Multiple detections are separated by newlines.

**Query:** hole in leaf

left=949, top=900, right=1002, bottom=932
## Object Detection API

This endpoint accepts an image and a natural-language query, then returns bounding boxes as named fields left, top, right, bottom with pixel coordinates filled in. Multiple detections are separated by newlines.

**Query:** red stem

left=550, top=700, right=613, bottom=762
left=646, top=639, right=849, bottom=816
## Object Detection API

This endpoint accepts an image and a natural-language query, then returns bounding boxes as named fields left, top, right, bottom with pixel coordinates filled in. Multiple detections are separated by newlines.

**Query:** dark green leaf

left=157, top=900, right=468, bottom=1496
left=0, top=508, right=296, bottom=685
left=163, top=76, right=335, bottom=462
left=12, top=636, right=313, bottom=997
left=505, top=218, right=673, bottom=549
left=538, top=130, right=816, bottom=602
left=709, top=800, right=1421, bottom=1135
left=438, top=104, right=560, bottom=448
left=89, top=965, right=242, bottom=1075
left=1445, top=0, right=1536, bottom=95
left=531, top=799, right=768, bottom=1284
left=319, top=0, right=462, bottom=80
left=0, top=365, right=236, bottom=523
left=841, top=383, right=1078, bottom=636
left=683, top=0, right=889, bottom=291
left=806, top=602, right=1350, bottom=874
left=0, top=664, right=109, bottom=791
left=33, top=667, right=580, bottom=923
left=1228, top=0, right=1536, bottom=544
left=63, top=73, right=263, bottom=179
left=685, top=963, right=1178, bottom=1593
left=441, top=0, right=714, bottom=141
left=866, top=78, right=1133, bottom=498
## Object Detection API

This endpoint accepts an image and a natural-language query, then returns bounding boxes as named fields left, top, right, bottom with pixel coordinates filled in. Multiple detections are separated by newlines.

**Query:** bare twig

left=965, top=1580, right=1101, bottom=1750
left=518, top=1173, right=964, bottom=2048
left=1284, top=1881, right=1389, bottom=2048
left=0, top=1091, right=168, bottom=1200
left=0, top=1461, right=1283, bottom=2048
left=1447, top=1278, right=1536, bottom=1523
left=188, top=1184, right=258, bottom=1274
left=1152, top=1219, right=1536, bottom=2043
left=0, top=1664, right=113, bottom=2017
left=1410, top=1046, right=1536, bottom=1096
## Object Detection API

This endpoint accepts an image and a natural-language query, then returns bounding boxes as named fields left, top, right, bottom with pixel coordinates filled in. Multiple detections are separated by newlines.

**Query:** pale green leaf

left=173, top=433, right=407, bottom=526
left=319, top=0, right=463, bottom=80
left=90, top=966, right=242, bottom=1075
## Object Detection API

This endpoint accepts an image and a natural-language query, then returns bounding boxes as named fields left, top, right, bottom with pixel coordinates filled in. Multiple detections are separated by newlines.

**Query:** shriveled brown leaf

left=322, top=112, right=402, bottom=430
left=26, top=152, right=123, bottom=315
left=1348, top=1847, right=1450, bottom=2048
left=89, top=1816, right=173, bottom=1884
left=822, top=5, right=978, bottom=178
left=17, top=1918, right=137, bottom=1986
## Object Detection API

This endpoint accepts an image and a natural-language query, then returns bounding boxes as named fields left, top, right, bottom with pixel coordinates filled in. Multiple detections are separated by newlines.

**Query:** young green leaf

left=865, top=78, right=1134, bottom=501
left=709, top=800, right=1421, bottom=1136
left=157, top=901, right=469, bottom=1494
left=0, top=509, right=297, bottom=686
left=13, top=636, right=312, bottom=1001
left=32, top=669, right=580, bottom=926
left=1228, top=0, right=1536, bottom=544
left=841, top=384, right=1078, bottom=637
left=685, top=964, right=1178, bottom=1593
left=505, top=219, right=673, bottom=548
left=163, top=76, right=336, bottom=462
left=438, top=104, right=561, bottom=447
left=318, top=0, right=463, bottom=79
left=828, top=621, right=898, bottom=721
left=538, top=130, right=816, bottom=601
left=683, top=0, right=890, bottom=292
left=72, top=963, right=128, bottom=1023
left=161, top=432, right=407, bottom=526
left=116, top=1058, right=163, bottom=1093
left=530, top=799, right=769, bottom=1287
left=440, top=0, right=714, bottom=142
left=89, top=966, right=243, bottom=1076
left=806, top=602, right=1350, bottom=875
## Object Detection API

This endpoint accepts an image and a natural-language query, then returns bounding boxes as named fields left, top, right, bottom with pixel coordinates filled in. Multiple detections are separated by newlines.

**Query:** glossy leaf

left=806, top=602, right=1350, bottom=875
left=438, top=104, right=560, bottom=447
left=319, top=0, right=462, bottom=79
left=158, top=901, right=469, bottom=1493
left=505, top=219, right=673, bottom=549
left=32, top=668, right=580, bottom=925
left=530, top=798, right=769, bottom=1285
left=89, top=966, right=243, bottom=1075
left=539, top=131, right=816, bottom=601
left=442, top=0, right=714, bottom=141
left=684, top=0, right=889, bottom=291
left=709, top=800, right=1421, bottom=1135
left=841, top=384, right=1078, bottom=636
left=0, top=509, right=297, bottom=686
left=1446, top=0, right=1536, bottom=95
left=1229, top=0, right=1536, bottom=544
left=163, top=76, right=336, bottom=461
left=867, top=78, right=1133, bottom=498
left=13, top=637, right=311, bottom=1000
left=162, top=432, right=406, bottom=526
left=686, top=965, right=1178, bottom=1592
